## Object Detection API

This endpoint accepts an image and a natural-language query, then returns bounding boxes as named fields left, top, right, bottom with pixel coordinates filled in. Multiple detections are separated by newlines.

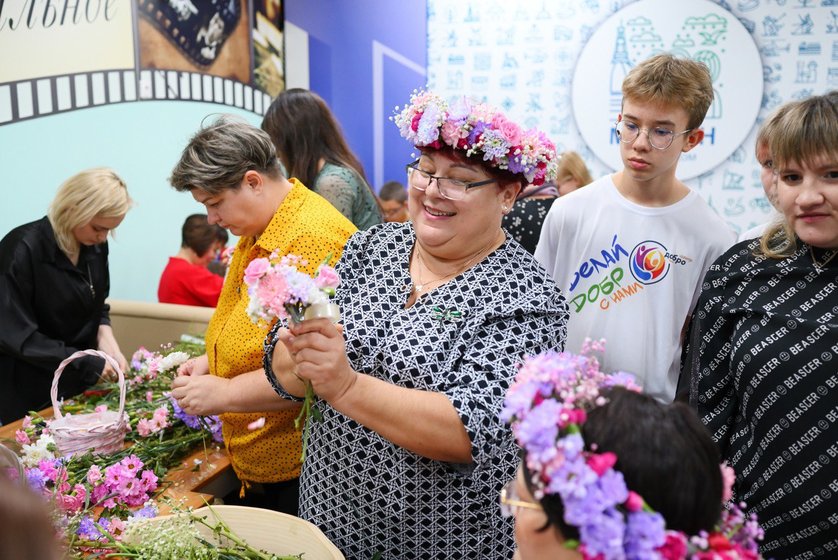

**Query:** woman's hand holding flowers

left=280, top=319, right=358, bottom=406
left=171, top=374, right=230, bottom=416
left=177, top=354, right=209, bottom=376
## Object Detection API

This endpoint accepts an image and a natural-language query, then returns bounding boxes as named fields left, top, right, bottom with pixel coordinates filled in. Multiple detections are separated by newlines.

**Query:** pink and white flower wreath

left=392, top=90, right=559, bottom=186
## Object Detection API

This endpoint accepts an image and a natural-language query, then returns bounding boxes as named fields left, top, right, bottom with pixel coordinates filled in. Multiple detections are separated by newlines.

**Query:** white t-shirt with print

left=534, top=175, right=735, bottom=402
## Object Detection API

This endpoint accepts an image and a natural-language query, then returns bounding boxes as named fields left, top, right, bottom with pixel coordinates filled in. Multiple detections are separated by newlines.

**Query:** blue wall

left=286, top=0, right=428, bottom=190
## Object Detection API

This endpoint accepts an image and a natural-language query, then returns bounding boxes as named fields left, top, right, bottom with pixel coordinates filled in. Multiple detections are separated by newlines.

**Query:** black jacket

left=0, top=217, right=110, bottom=423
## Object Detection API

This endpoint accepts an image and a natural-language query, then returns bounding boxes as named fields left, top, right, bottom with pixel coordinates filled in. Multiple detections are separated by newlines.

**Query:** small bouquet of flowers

left=243, top=252, right=341, bottom=461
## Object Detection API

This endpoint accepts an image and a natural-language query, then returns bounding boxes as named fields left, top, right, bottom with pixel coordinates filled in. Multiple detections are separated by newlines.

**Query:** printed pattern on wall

left=426, top=0, right=838, bottom=235
left=0, top=0, right=283, bottom=126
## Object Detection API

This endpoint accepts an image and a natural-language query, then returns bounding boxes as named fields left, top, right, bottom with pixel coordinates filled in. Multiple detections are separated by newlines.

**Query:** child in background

left=378, top=180, right=409, bottom=223
left=158, top=214, right=227, bottom=307
left=535, top=53, right=734, bottom=402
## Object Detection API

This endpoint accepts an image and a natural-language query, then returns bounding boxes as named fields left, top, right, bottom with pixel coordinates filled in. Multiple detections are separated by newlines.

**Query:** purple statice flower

left=563, top=469, right=628, bottom=527
left=625, top=510, right=666, bottom=559
left=25, top=467, right=46, bottom=492
left=131, top=503, right=158, bottom=520
left=545, top=451, right=595, bottom=499
left=515, top=399, right=561, bottom=465
left=76, top=516, right=103, bottom=540
left=579, top=508, right=626, bottom=560
left=284, top=268, right=317, bottom=305
left=170, top=396, right=202, bottom=429
left=500, top=374, right=541, bottom=423
left=478, top=128, right=511, bottom=162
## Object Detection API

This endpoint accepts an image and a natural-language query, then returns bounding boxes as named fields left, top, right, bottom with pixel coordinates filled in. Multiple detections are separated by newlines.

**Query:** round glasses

left=499, top=479, right=542, bottom=517
left=406, top=160, right=497, bottom=201
left=614, top=121, right=692, bottom=150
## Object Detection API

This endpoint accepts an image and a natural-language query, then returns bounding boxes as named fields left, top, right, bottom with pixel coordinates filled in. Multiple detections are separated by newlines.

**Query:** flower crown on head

left=392, top=90, right=559, bottom=186
left=501, top=339, right=764, bottom=560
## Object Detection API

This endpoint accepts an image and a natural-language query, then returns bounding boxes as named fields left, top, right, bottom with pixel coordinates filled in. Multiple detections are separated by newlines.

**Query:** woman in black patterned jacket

left=682, top=91, right=838, bottom=560
left=265, top=92, right=569, bottom=559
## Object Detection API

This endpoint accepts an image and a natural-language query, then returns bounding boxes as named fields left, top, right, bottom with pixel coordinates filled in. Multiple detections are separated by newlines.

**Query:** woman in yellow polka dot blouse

left=168, top=115, right=356, bottom=514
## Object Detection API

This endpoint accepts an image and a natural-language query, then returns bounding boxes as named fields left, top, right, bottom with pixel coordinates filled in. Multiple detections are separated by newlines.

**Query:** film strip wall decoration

left=0, top=70, right=274, bottom=126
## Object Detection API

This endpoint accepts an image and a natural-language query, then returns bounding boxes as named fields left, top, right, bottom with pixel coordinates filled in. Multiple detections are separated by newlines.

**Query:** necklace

left=410, top=237, right=499, bottom=295
left=809, top=246, right=838, bottom=269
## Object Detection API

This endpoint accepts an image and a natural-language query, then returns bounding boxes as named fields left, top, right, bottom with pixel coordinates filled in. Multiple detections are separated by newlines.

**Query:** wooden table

left=0, top=410, right=236, bottom=511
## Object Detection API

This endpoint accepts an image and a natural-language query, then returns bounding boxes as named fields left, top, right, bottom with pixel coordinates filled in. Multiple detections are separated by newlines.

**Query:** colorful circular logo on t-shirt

left=630, top=241, right=671, bottom=284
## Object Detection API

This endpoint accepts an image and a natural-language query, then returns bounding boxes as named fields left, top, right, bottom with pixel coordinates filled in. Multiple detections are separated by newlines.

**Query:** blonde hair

left=47, top=167, right=132, bottom=257
left=621, top=53, right=714, bottom=130
left=556, top=151, right=593, bottom=188
left=759, top=91, right=838, bottom=259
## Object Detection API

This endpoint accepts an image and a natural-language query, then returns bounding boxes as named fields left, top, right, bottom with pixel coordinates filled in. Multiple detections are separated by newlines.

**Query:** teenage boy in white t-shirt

left=535, top=53, right=734, bottom=402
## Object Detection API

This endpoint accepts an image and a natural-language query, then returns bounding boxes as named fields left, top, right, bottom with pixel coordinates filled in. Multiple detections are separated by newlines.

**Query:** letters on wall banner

left=427, top=0, right=838, bottom=234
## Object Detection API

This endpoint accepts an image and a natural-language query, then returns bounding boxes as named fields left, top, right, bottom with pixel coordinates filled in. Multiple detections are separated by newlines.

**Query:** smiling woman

left=265, top=91, right=569, bottom=559
left=682, top=91, right=838, bottom=559
left=0, top=168, right=133, bottom=424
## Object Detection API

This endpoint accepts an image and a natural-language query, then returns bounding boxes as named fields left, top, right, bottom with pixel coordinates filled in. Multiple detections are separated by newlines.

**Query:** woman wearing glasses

left=266, top=91, right=568, bottom=559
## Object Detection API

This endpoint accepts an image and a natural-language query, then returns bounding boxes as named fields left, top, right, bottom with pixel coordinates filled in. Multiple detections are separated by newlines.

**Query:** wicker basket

left=49, top=349, right=128, bottom=457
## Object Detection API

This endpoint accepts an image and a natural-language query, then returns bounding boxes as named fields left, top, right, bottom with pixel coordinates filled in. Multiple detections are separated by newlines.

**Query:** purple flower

left=25, top=468, right=46, bottom=492
left=516, top=400, right=560, bottom=464
left=467, top=121, right=486, bottom=145
left=579, top=508, right=626, bottom=559
left=131, top=504, right=158, bottom=520
left=625, top=510, right=666, bottom=559
left=76, top=516, right=102, bottom=540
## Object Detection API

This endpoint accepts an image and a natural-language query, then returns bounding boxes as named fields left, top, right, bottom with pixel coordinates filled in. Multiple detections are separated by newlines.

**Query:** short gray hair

left=170, top=114, right=282, bottom=194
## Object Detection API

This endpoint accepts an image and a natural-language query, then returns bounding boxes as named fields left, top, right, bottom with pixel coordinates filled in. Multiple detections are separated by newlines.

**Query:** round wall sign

left=572, top=0, right=763, bottom=180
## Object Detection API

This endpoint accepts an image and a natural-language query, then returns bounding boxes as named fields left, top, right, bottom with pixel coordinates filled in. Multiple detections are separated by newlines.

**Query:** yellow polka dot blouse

left=205, top=179, right=356, bottom=484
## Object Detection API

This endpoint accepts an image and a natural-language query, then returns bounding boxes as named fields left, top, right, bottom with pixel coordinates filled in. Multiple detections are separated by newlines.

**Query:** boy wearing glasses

left=534, top=53, right=734, bottom=403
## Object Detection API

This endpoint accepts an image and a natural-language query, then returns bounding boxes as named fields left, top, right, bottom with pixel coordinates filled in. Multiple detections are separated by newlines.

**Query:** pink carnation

left=14, top=429, right=30, bottom=445
left=244, top=257, right=271, bottom=285
left=314, top=265, right=340, bottom=290
left=22, top=416, right=32, bottom=429
left=492, top=115, right=523, bottom=145
left=94, top=404, right=108, bottom=413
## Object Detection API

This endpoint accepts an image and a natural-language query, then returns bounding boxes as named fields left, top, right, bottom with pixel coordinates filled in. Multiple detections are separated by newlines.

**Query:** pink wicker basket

left=49, top=349, right=129, bottom=457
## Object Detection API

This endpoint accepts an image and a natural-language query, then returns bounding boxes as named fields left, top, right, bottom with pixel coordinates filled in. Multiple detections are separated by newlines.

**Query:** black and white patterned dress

left=265, top=222, right=568, bottom=560
left=683, top=239, right=838, bottom=560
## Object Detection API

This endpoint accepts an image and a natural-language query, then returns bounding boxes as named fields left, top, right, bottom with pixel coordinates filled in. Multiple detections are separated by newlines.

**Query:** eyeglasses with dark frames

left=405, top=159, right=497, bottom=201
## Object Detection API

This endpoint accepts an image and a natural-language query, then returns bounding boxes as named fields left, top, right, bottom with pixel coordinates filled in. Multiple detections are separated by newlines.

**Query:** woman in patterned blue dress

left=264, top=92, right=568, bottom=559
left=682, top=92, right=838, bottom=560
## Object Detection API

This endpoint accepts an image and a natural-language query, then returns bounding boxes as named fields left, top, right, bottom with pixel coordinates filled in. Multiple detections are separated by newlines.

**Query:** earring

left=502, top=205, right=509, bottom=214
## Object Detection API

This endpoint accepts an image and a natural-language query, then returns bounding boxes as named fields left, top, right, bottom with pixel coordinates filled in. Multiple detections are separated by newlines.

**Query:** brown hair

left=0, top=474, right=64, bottom=560
left=760, top=92, right=838, bottom=259
left=170, top=115, right=282, bottom=195
left=261, top=89, right=369, bottom=189
left=621, top=53, right=714, bottom=130
left=181, top=213, right=228, bottom=256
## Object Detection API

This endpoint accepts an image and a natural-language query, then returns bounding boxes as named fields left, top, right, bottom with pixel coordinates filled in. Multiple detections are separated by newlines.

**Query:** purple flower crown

left=501, top=340, right=764, bottom=560
left=392, top=90, right=559, bottom=186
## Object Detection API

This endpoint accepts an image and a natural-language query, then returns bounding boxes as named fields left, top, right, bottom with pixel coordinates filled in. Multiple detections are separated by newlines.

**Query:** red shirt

left=157, top=257, right=224, bottom=307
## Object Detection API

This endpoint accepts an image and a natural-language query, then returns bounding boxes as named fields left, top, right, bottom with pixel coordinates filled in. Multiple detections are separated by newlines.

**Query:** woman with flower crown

left=266, top=91, right=568, bottom=559
left=503, top=345, right=765, bottom=560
